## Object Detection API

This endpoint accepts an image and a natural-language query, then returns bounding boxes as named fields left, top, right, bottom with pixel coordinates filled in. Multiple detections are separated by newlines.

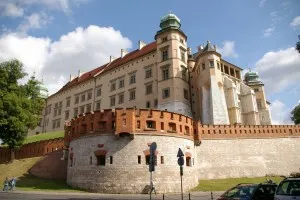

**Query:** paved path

left=0, top=190, right=223, bottom=200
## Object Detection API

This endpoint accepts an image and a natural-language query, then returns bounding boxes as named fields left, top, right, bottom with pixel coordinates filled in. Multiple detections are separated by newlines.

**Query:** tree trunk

left=10, top=148, right=15, bottom=162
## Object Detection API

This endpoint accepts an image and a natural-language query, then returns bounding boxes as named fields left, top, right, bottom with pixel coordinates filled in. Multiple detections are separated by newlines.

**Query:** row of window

left=70, top=155, right=193, bottom=167
left=73, top=103, right=92, bottom=117
left=75, top=90, right=93, bottom=104
left=52, top=119, right=61, bottom=129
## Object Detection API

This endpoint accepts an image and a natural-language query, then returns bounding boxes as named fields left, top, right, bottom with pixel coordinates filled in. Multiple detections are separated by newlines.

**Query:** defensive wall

left=0, top=138, right=64, bottom=163
left=64, top=108, right=300, bottom=193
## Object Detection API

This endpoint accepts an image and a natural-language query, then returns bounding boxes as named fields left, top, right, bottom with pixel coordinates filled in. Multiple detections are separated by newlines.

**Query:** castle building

left=29, top=13, right=272, bottom=135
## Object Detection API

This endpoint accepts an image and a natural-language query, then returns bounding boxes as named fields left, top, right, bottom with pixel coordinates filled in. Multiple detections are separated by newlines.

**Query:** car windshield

left=224, top=185, right=258, bottom=198
left=276, top=180, right=300, bottom=196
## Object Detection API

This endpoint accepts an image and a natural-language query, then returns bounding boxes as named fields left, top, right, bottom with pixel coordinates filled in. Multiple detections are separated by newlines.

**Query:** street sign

left=149, top=142, right=157, bottom=172
left=177, top=148, right=184, bottom=157
left=177, top=156, right=184, bottom=166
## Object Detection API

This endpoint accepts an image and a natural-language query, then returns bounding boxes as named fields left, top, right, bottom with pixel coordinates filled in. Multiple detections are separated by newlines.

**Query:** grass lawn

left=0, top=157, right=83, bottom=192
left=193, top=176, right=285, bottom=191
left=24, top=131, right=64, bottom=144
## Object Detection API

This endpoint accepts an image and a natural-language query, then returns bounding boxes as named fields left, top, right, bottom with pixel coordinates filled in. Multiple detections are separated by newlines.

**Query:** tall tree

left=0, top=59, right=44, bottom=160
left=296, top=35, right=300, bottom=54
left=291, top=103, right=300, bottom=125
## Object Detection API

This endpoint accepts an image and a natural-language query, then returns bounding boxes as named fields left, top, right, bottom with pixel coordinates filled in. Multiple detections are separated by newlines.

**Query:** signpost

left=149, top=142, right=157, bottom=200
left=177, top=148, right=184, bottom=200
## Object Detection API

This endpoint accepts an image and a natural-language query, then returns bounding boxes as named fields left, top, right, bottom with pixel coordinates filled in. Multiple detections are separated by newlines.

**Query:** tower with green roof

left=155, top=13, right=192, bottom=117
left=244, top=70, right=272, bottom=125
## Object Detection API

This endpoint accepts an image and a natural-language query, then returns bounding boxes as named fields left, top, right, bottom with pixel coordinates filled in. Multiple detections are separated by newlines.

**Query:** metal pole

left=189, top=192, right=191, bottom=200
left=181, top=174, right=183, bottom=200
left=163, top=193, right=164, bottom=200
left=150, top=171, right=152, bottom=200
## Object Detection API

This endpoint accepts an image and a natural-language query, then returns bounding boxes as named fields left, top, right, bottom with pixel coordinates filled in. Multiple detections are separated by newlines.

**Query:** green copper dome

left=244, top=70, right=259, bottom=83
left=159, top=12, right=181, bottom=30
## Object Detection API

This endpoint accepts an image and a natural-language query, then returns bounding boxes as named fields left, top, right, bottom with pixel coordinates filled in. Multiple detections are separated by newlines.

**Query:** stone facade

left=29, top=13, right=272, bottom=136
left=67, top=134, right=197, bottom=193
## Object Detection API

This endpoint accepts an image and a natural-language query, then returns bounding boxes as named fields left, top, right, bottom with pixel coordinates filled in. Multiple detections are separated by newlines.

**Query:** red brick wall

left=65, top=108, right=300, bottom=145
left=0, top=138, right=64, bottom=163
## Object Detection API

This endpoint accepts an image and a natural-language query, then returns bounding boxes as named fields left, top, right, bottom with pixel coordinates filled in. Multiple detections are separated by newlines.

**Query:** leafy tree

left=291, top=103, right=300, bottom=125
left=0, top=59, right=44, bottom=160
left=296, top=35, right=300, bottom=54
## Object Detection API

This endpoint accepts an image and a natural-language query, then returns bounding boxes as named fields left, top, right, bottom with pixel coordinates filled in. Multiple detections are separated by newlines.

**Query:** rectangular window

left=65, top=111, right=69, bottom=120
left=181, top=51, right=185, bottom=62
left=58, top=108, right=61, bottom=115
left=181, top=66, right=187, bottom=81
left=161, top=156, right=164, bottom=164
left=75, top=95, right=79, bottom=104
left=209, top=60, right=214, bottom=67
left=154, top=99, right=158, bottom=107
left=52, top=121, right=56, bottom=129
left=95, top=101, right=100, bottom=111
left=138, top=155, right=141, bottom=164
left=254, top=88, right=259, bottom=92
left=184, top=89, right=189, bottom=100
left=55, top=103, right=58, bottom=108
left=87, top=91, right=92, bottom=100
left=161, top=122, right=164, bottom=130
left=81, top=94, right=85, bottom=102
left=162, top=37, right=167, bottom=42
left=145, top=68, right=152, bottom=79
left=146, top=84, right=152, bottom=95
left=130, top=74, right=136, bottom=84
left=146, top=101, right=151, bottom=108
left=119, top=79, right=125, bottom=88
left=202, top=63, right=205, bottom=70
left=74, top=108, right=78, bottom=117
left=110, top=156, right=113, bottom=164
left=162, top=88, right=170, bottom=99
left=217, top=62, right=220, bottom=70
left=96, top=87, right=101, bottom=96
left=54, top=109, right=57, bottom=117
left=66, top=97, right=70, bottom=107
left=110, top=96, right=116, bottom=106
left=162, top=50, right=168, bottom=61
left=129, top=90, right=135, bottom=101
left=97, top=155, right=106, bottom=166
left=86, top=104, right=91, bottom=112
left=137, top=120, right=140, bottom=129
left=59, top=101, right=62, bottom=107
left=162, top=68, right=169, bottom=80
left=186, top=157, right=191, bottom=167
left=56, top=119, right=60, bottom=128
left=111, top=82, right=116, bottom=91
left=118, top=93, right=124, bottom=104
left=80, top=106, right=84, bottom=114
left=257, top=99, right=262, bottom=109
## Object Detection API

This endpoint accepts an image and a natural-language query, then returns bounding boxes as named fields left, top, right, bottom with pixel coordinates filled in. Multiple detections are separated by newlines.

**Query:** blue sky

left=0, top=0, right=299, bottom=124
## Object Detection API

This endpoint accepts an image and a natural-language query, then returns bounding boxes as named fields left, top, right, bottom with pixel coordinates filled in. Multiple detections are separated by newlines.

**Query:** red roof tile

left=48, top=41, right=157, bottom=98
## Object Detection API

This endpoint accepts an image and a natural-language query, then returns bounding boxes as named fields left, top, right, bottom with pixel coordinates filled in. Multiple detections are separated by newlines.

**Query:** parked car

left=274, top=177, right=300, bottom=200
left=217, top=182, right=277, bottom=200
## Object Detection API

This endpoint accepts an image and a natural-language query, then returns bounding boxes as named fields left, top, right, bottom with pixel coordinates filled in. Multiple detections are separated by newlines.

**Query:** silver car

left=275, top=178, right=300, bottom=200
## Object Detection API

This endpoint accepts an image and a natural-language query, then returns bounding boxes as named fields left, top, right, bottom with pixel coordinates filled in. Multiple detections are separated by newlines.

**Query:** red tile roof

left=48, top=41, right=157, bottom=98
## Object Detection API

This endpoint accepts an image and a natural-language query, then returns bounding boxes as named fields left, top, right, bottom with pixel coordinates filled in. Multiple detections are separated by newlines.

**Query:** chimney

left=213, top=45, right=216, bottom=50
left=138, top=40, right=146, bottom=50
left=187, top=47, right=192, bottom=55
left=121, top=49, right=129, bottom=58
left=78, top=70, right=81, bottom=78
left=110, top=56, right=116, bottom=62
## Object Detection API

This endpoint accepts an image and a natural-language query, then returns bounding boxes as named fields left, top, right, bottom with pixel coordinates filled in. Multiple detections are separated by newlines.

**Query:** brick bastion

left=65, top=108, right=300, bottom=193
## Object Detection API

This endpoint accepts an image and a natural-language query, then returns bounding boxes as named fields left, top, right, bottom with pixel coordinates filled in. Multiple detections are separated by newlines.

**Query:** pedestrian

left=9, top=177, right=16, bottom=191
left=2, top=177, right=9, bottom=191
left=150, top=181, right=157, bottom=195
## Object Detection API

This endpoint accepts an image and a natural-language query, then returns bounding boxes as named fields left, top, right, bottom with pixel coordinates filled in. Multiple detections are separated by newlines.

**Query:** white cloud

left=263, top=27, right=275, bottom=37
left=290, top=16, right=300, bottom=28
left=259, top=0, right=267, bottom=7
left=270, top=100, right=293, bottom=125
left=0, top=25, right=132, bottom=95
left=217, top=41, right=238, bottom=58
left=254, top=47, right=300, bottom=94
left=0, top=2, right=24, bottom=17
left=17, top=13, right=52, bottom=33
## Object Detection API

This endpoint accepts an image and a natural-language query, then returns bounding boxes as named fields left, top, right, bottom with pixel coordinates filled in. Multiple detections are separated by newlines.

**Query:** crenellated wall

left=0, top=138, right=64, bottom=163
